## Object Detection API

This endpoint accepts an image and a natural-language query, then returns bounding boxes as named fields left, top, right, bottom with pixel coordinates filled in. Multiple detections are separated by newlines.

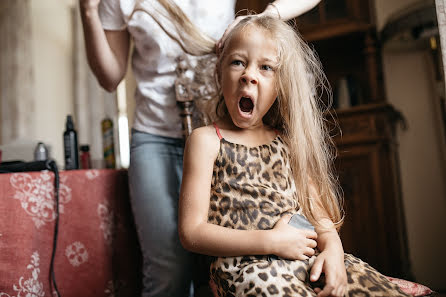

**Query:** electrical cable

left=0, top=159, right=62, bottom=296
left=48, top=160, right=61, bottom=297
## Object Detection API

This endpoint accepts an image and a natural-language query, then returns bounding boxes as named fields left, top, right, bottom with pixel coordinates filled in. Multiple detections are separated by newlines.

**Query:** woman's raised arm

left=79, top=0, right=130, bottom=91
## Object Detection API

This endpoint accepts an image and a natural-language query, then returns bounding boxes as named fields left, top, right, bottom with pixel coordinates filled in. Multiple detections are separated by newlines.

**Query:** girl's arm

left=179, top=126, right=317, bottom=259
left=309, top=183, right=347, bottom=297
left=79, top=0, right=130, bottom=91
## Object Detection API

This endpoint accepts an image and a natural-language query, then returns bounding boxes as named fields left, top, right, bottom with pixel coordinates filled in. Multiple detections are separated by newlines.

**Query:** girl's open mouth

left=239, top=96, right=254, bottom=114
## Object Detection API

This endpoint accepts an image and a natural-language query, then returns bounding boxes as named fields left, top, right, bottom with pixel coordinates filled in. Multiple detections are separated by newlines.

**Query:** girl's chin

left=230, top=115, right=262, bottom=129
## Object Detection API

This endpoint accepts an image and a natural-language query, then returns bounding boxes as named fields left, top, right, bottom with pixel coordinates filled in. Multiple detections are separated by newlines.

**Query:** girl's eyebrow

left=228, top=52, right=277, bottom=63
left=227, top=52, right=246, bottom=58
left=261, top=57, right=277, bottom=63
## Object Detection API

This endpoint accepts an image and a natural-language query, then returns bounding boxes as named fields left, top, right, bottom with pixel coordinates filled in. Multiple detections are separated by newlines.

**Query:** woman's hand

left=269, top=215, right=318, bottom=260
left=310, top=248, right=347, bottom=297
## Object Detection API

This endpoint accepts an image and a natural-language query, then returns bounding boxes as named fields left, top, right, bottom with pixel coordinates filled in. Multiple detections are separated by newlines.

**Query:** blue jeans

left=128, top=130, right=193, bottom=297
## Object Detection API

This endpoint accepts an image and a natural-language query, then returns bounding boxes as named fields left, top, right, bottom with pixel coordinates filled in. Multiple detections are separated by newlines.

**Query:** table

left=0, top=169, right=141, bottom=296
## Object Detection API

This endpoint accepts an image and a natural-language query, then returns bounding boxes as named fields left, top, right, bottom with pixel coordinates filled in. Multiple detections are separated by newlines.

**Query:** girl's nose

left=240, top=70, right=258, bottom=85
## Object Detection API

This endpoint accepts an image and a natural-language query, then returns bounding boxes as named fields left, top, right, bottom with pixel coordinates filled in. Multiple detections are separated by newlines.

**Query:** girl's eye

left=261, top=65, right=273, bottom=71
left=231, top=60, right=244, bottom=67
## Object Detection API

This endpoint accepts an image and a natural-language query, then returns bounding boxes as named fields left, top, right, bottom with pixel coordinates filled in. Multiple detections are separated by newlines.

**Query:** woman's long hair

left=133, top=1, right=343, bottom=228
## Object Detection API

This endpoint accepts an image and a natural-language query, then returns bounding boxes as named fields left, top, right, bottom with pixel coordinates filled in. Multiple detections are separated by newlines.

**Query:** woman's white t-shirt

left=99, top=0, right=236, bottom=138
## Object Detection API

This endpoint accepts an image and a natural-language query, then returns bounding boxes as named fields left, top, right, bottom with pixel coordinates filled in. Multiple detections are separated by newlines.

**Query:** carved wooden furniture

left=175, top=54, right=219, bottom=140
left=332, top=103, right=411, bottom=278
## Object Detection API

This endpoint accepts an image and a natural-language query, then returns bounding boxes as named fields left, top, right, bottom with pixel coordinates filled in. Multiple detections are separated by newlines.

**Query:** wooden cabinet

left=298, top=0, right=382, bottom=106
left=297, top=0, right=375, bottom=41
left=332, top=103, right=411, bottom=278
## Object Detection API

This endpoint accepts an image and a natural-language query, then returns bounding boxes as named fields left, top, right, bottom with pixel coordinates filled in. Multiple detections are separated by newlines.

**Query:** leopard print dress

left=207, top=125, right=410, bottom=297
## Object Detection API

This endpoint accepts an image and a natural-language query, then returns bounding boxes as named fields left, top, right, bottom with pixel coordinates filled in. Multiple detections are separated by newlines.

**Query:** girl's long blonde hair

left=134, top=1, right=343, bottom=228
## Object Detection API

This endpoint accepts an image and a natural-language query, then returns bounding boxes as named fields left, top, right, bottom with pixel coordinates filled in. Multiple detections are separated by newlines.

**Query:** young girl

left=178, top=16, right=411, bottom=297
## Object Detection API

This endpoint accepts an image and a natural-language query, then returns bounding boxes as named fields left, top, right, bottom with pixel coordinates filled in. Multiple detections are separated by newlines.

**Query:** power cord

left=48, top=160, right=61, bottom=297
left=0, top=160, right=62, bottom=296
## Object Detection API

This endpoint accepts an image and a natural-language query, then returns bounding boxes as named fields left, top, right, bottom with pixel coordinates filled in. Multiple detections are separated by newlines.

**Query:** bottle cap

left=80, top=145, right=90, bottom=152
left=66, top=115, right=74, bottom=130
left=34, top=142, right=49, bottom=161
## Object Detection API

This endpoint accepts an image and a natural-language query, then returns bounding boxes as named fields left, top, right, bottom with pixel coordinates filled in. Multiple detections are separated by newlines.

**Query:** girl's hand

left=270, top=215, right=318, bottom=260
left=310, top=249, right=347, bottom=297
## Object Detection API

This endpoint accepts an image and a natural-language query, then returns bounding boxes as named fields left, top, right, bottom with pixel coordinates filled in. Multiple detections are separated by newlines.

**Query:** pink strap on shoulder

left=213, top=122, right=223, bottom=140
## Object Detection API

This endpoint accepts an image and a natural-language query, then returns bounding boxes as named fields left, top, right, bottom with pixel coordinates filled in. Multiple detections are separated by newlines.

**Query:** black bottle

left=63, top=115, right=79, bottom=170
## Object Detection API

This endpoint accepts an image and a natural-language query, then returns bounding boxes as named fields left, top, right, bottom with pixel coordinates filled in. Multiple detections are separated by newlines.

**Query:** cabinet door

left=333, top=105, right=411, bottom=279
left=336, top=144, right=388, bottom=271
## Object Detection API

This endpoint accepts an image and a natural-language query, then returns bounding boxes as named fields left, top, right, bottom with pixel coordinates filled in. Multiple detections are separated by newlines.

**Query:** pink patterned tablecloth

left=0, top=169, right=141, bottom=297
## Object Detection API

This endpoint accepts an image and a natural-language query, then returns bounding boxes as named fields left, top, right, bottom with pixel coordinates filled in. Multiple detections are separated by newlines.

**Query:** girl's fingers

left=279, top=213, right=293, bottom=225
left=333, top=285, right=346, bottom=297
left=298, top=254, right=309, bottom=261
left=306, top=230, right=318, bottom=239
left=320, top=272, right=340, bottom=297
left=307, top=238, right=317, bottom=248
left=310, top=257, right=323, bottom=282
left=305, top=247, right=315, bottom=257
left=317, top=284, right=334, bottom=297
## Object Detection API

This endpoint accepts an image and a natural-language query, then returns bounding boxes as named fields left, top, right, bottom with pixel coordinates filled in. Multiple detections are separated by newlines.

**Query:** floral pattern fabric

left=0, top=169, right=141, bottom=297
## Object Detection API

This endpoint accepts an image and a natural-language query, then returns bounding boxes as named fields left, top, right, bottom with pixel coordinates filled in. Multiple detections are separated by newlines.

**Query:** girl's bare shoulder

left=185, top=125, right=221, bottom=160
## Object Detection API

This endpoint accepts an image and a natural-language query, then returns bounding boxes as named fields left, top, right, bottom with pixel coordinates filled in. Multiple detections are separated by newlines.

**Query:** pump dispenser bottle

left=63, top=115, right=79, bottom=170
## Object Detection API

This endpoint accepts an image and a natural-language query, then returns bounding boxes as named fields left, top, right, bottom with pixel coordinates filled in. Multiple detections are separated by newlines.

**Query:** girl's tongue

left=239, top=97, right=254, bottom=113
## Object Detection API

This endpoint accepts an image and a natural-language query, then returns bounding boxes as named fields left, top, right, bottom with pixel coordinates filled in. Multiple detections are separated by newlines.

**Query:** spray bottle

left=63, top=115, right=79, bottom=170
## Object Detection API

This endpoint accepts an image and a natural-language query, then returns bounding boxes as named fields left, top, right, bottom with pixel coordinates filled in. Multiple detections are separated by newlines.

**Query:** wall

left=375, top=0, right=425, bottom=31
left=375, top=0, right=446, bottom=290
left=30, top=0, right=76, bottom=165
left=0, top=0, right=35, bottom=155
